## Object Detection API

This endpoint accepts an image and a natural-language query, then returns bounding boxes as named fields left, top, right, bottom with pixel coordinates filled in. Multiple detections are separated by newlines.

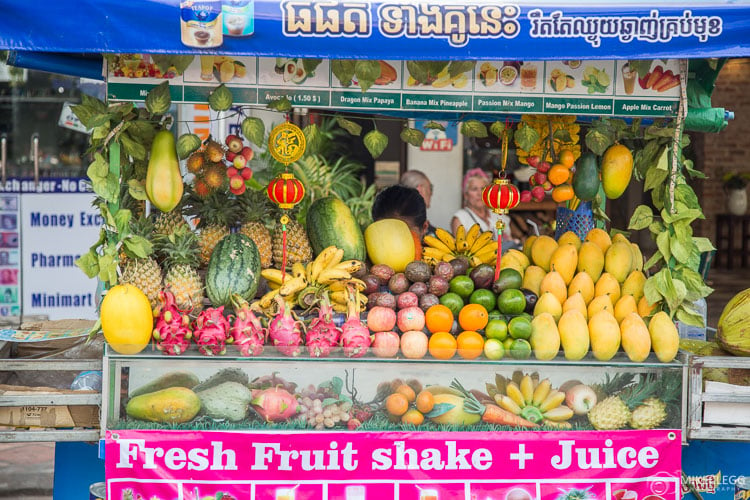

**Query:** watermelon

left=306, top=196, right=366, bottom=261
left=206, top=234, right=261, bottom=307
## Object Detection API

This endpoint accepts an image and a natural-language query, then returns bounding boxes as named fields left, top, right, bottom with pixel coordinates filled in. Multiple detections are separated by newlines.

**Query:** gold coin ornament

left=268, top=122, right=306, bottom=165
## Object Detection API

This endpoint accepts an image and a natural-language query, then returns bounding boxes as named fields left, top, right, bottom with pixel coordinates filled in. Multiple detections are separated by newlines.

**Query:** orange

left=548, top=164, right=571, bottom=186
left=395, top=383, right=416, bottom=402
left=559, top=149, right=576, bottom=168
left=456, top=330, right=485, bottom=360
left=428, top=331, right=458, bottom=360
left=425, top=304, right=454, bottom=333
left=401, top=408, right=425, bottom=426
left=552, top=184, right=575, bottom=203
left=416, top=390, right=435, bottom=414
left=458, top=303, right=489, bottom=331
left=385, top=393, right=409, bottom=416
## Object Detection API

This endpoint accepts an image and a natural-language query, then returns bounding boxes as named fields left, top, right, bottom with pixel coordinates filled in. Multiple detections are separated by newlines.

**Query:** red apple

left=527, top=155, right=540, bottom=168
left=537, top=161, right=551, bottom=173
left=225, top=151, right=237, bottom=162
left=226, top=166, right=238, bottom=178
left=225, top=134, right=243, bottom=153
left=534, top=172, right=547, bottom=185
left=529, top=175, right=538, bottom=187
left=542, top=180, right=553, bottom=192
left=240, top=168, right=252, bottom=180
left=565, top=384, right=598, bottom=415
left=241, top=146, right=254, bottom=162
left=233, top=155, right=247, bottom=169
left=520, top=190, right=532, bottom=203
left=229, top=174, right=247, bottom=195
left=372, top=331, right=400, bottom=358
left=531, top=186, right=545, bottom=202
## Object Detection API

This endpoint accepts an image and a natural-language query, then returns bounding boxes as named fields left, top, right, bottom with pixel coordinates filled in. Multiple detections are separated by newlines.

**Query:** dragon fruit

left=230, top=294, right=267, bottom=356
left=268, top=295, right=305, bottom=356
left=152, top=290, right=192, bottom=355
left=306, top=292, right=341, bottom=357
left=340, top=286, right=371, bottom=358
left=251, top=387, right=299, bottom=422
left=193, top=306, right=231, bottom=355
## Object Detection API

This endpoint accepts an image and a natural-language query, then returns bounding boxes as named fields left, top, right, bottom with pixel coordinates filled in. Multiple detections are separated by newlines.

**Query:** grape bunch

left=298, top=397, right=353, bottom=430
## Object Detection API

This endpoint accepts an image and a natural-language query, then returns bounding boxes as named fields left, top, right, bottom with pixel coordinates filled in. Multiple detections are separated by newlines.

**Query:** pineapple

left=238, top=189, right=273, bottom=268
left=156, top=226, right=204, bottom=313
left=629, top=371, right=681, bottom=429
left=272, top=216, right=312, bottom=268
left=120, top=216, right=162, bottom=308
left=153, top=209, right=189, bottom=236
left=185, top=190, right=239, bottom=266
left=588, top=373, right=661, bottom=430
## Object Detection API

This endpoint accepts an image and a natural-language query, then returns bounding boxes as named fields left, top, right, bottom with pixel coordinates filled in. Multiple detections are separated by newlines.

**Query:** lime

left=439, top=292, right=465, bottom=317
left=485, top=319, right=508, bottom=341
left=497, top=288, right=526, bottom=315
left=508, top=316, right=532, bottom=340
left=488, top=309, right=503, bottom=322
left=483, top=338, right=505, bottom=360
left=470, top=289, right=497, bottom=313
left=492, top=268, right=523, bottom=294
left=449, top=275, right=475, bottom=300
left=509, top=338, right=532, bottom=359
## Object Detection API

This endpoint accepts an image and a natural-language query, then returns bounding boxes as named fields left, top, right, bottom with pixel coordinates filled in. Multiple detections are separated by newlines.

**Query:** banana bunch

left=257, top=246, right=366, bottom=313
left=423, top=224, right=496, bottom=267
left=486, top=371, right=573, bottom=427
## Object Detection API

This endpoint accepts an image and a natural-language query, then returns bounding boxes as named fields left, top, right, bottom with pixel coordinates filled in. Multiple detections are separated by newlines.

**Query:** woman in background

left=451, top=168, right=512, bottom=241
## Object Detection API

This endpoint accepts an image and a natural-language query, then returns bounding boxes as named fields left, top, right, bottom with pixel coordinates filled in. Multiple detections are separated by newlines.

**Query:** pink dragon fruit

left=306, top=292, right=341, bottom=358
left=251, top=387, right=299, bottom=422
left=268, top=295, right=305, bottom=356
left=193, top=306, right=231, bottom=356
left=152, top=290, right=192, bottom=355
left=230, top=294, right=267, bottom=357
left=340, top=286, right=371, bottom=358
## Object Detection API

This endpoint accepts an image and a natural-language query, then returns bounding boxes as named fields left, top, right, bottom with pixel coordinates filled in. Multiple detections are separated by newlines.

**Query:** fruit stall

left=3, top=1, right=750, bottom=500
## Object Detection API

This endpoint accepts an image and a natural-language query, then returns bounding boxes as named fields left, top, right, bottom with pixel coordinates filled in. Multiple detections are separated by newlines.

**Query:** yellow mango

left=126, top=387, right=201, bottom=423
left=588, top=294, right=613, bottom=319
left=557, top=231, right=582, bottom=251
left=523, top=235, right=537, bottom=260
left=558, top=309, right=590, bottom=360
left=588, top=310, right=621, bottom=361
left=630, top=243, right=644, bottom=272
left=577, top=241, right=605, bottom=282
left=621, top=270, right=647, bottom=302
left=649, top=311, right=679, bottom=362
left=595, top=272, right=621, bottom=304
left=530, top=312, right=561, bottom=361
left=568, top=272, right=595, bottom=305
left=605, top=241, right=634, bottom=283
left=601, top=143, right=634, bottom=199
left=563, top=292, right=588, bottom=320
left=637, top=295, right=658, bottom=318
left=584, top=228, right=612, bottom=254
left=620, top=312, right=652, bottom=362
left=540, top=271, right=568, bottom=305
left=612, top=233, right=629, bottom=245
left=614, top=294, right=638, bottom=324
left=531, top=235, right=558, bottom=271
left=145, top=130, right=184, bottom=213
left=535, top=291, right=563, bottom=322
left=550, top=244, right=578, bottom=285
left=522, top=265, right=546, bottom=296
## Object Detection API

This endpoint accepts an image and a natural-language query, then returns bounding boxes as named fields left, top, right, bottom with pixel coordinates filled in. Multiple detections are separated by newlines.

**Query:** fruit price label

left=106, top=429, right=681, bottom=500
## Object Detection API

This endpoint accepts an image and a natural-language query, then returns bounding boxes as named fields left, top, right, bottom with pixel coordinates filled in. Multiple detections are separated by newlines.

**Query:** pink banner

left=106, top=429, right=681, bottom=500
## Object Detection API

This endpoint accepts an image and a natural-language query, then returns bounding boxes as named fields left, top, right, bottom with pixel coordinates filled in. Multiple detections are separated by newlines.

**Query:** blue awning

left=1, top=1, right=749, bottom=60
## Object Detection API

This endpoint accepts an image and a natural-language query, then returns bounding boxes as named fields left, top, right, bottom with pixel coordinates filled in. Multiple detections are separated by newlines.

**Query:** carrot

left=657, top=77, right=680, bottom=92
left=645, top=65, right=663, bottom=89
left=652, top=70, right=674, bottom=91
left=480, top=403, right=539, bottom=428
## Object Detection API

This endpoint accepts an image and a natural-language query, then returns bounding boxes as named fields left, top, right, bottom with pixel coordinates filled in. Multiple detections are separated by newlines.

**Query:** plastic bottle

left=71, top=370, right=103, bottom=391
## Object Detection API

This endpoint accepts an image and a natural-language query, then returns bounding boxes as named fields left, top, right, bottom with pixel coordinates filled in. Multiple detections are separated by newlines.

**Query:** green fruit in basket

left=572, top=153, right=600, bottom=202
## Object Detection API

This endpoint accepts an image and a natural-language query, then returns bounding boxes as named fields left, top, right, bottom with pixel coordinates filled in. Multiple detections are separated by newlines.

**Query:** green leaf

left=685, top=162, right=707, bottom=179
left=400, top=127, right=425, bottom=147
left=120, top=133, right=147, bottom=161
left=644, top=167, right=668, bottom=192
left=643, top=277, right=662, bottom=307
left=461, top=120, right=488, bottom=139
left=75, top=250, right=100, bottom=278
left=145, top=81, right=171, bottom=115
left=489, top=121, right=506, bottom=139
left=151, top=55, right=194, bottom=75
left=113, top=209, right=132, bottom=235
left=656, top=231, right=671, bottom=262
left=354, top=60, right=381, bottom=93
left=94, top=173, right=119, bottom=203
left=81, top=93, right=107, bottom=114
left=424, top=402, right=457, bottom=418
left=241, top=117, right=265, bottom=147
left=175, top=133, right=202, bottom=160
left=127, top=120, right=157, bottom=144
left=693, top=237, right=716, bottom=253
left=128, top=179, right=147, bottom=201
left=628, top=205, right=653, bottom=230
left=676, top=307, right=705, bottom=327
left=303, top=123, right=322, bottom=153
left=267, top=97, right=292, bottom=112
left=109, top=101, right=134, bottom=116
left=627, top=60, right=653, bottom=79
left=208, top=83, right=233, bottom=112
left=363, top=129, right=388, bottom=159
left=634, top=140, right=664, bottom=178
left=448, top=60, right=475, bottom=78
left=122, top=235, right=152, bottom=259
left=424, top=121, right=446, bottom=131
left=585, top=129, right=612, bottom=156
left=88, top=113, right=114, bottom=129
left=515, top=123, right=540, bottom=152
left=670, top=235, right=691, bottom=264
left=553, top=129, right=573, bottom=143
left=301, top=58, right=322, bottom=75
left=70, top=104, right=96, bottom=129
left=644, top=250, right=663, bottom=270
left=648, top=220, right=665, bottom=235
left=92, top=123, right=110, bottom=141
left=336, top=116, right=362, bottom=136
left=675, top=184, right=700, bottom=210
left=678, top=267, right=714, bottom=302
left=87, top=153, right=109, bottom=180
left=97, top=253, right=118, bottom=285
left=331, top=59, right=356, bottom=87
left=644, top=124, right=675, bottom=139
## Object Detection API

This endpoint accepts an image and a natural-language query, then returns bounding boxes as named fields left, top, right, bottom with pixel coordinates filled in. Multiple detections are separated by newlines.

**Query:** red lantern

left=482, top=177, right=520, bottom=280
left=267, top=172, right=305, bottom=279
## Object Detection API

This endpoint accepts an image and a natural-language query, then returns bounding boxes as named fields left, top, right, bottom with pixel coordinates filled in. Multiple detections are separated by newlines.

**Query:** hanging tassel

left=494, top=219, right=504, bottom=282
left=280, top=215, right=289, bottom=282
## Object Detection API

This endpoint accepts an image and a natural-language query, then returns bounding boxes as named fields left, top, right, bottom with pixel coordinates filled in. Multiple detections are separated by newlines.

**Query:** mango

left=588, top=294, right=614, bottom=319
left=601, top=143, right=634, bottom=199
left=595, top=272, right=621, bottom=304
left=540, top=271, right=567, bottom=305
left=557, top=231, right=582, bottom=251
left=523, top=235, right=537, bottom=260
left=621, top=270, right=647, bottom=302
left=649, top=311, right=679, bottom=362
left=530, top=312, right=561, bottom=361
left=563, top=292, right=588, bottom=320
left=588, top=310, right=621, bottom=361
left=630, top=243, right=644, bottom=272
left=146, top=130, right=184, bottom=213
left=550, top=244, right=578, bottom=285
left=568, top=272, right=595, bottom=305
left=534, top=291, right=563, bottom=322
left=637, top=295, right=658, bottom=318
left=605, top=241, right=634, bottom=283
left=531, top=235, right=558, bottom=272
left=126, top=387, right=201, bottom=423
left=577, top=242, right=605, bottom=282
left=558, top=309, right=590, bottom=360
left=584, top=228, right=612, bottom=254
left=614, top=294, right=638, bottom=324
left=522, top=266, right=546, bottom=296
left=620, top=312, right=652, bottom=362
left=611, top=233, right=629, bottom=245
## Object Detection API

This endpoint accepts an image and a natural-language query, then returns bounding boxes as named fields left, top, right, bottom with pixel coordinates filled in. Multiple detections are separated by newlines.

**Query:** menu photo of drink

left=0, top=194, right=20, bottom=317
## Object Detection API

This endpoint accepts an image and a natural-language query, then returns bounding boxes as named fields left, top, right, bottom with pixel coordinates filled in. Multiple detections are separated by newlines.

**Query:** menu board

left=0, top=193, right=20, bottom=317
left=107, top=56, right=680, bottom=117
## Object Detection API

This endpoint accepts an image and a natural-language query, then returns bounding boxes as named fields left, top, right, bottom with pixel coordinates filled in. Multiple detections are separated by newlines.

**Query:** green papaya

left=128, top=371, right=200, bottom=399
left=145, top=130, right=183, bottom=212
left=125, top=387, right=201, bottom=423
left=572, top=152, right=600, bottom=201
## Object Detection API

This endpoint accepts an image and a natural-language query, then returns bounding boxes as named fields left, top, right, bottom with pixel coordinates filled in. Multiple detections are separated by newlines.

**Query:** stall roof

left=1, top=1, right=749, bottom=60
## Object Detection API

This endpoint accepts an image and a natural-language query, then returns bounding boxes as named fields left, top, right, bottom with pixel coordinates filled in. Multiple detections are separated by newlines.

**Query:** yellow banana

left=257, top=289, right=280, bottom=309
left=423, top=235, right=453, bottom=254
left=345, top=278, right=367, bottom=291
left=520, top=375, right=535, bottom=405
left=332, top=302, right=347, bottom=313
left=332, top=259, right=361, bottom=274
left=455, top=224, right=468, bottom=252
left=497, top=395, right=522, bottom=415
left=465, top=223, right=481, bottom=250
left=539, top=391, right=566, bottom=413
left=268, top=281, right=280, bottom=290
left=326, top=247, right=345, bottom=270
left=423, top=247, right=448, bottom=261
left=532, top=379, right=552, bottom=407
left=292, top=262, right=307, bottom=279
left=326, top=280, right=348, bottom=292
left=317, top=268, right=353, bottom=284
left=469, top=255, right=482, bottom=267
left=279, top=276, right=307, bottom=296
left=474, top=244, right=497, bottom=261
left=542, top=406, right=574, bottom=422
left=469, top=231, right=494, bottom=254
left=310, top=246, right=337, bottom=282
left=505, top=382, right=525, bottom=408
left=330, top=290, right=349, bottom=304
left=305, top=262, right=314, bottom=281
left=435, top=228, right=457, bottom=252
left=261, top=268, right=285, bottom=285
